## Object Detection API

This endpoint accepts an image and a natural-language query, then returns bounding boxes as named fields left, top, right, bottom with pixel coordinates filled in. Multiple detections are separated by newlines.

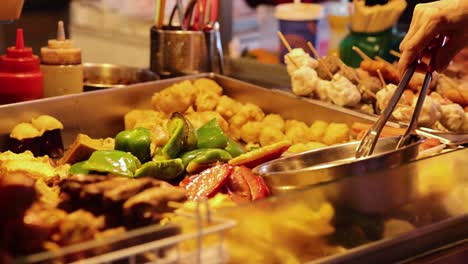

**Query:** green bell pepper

left=69, top=161, right=91, bottom=175
left=185, top=148, right=232, bottom=174
left=156, top=117, right=185, bottom=160
left=225, top=138, right=245, bottom=158
left=81, top=150, right=141, bottom=177
left=197, top=119, right=229, bottom=149
left=115, top=127, right=151, bottom=163
left=171, top=112, right=197, bottom=151
left=156, top=112, right=199, bottom=160
left=134, top=158, right=185, bottom=181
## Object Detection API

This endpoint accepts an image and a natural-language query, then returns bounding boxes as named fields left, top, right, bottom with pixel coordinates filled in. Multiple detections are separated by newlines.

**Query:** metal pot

left=83, top=63, right=159, bottom=91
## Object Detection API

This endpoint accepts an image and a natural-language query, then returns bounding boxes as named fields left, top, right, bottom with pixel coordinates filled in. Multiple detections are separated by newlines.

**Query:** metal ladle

left=356, top=35, right=448, bottom=158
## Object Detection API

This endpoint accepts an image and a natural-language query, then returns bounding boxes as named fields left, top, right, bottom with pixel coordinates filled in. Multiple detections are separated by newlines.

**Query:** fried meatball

left=288, top=142, right=327, bottom=153
left=316, top=56, right=341, bottom=80
left=284, top=120, right=310, bottom=144
left=262, top=114, right=285, bottom=132
left=239, top=103, right=265, bottom=122
left=194, top=91, right=221, bottom=112
left=339, top=64, right=360, bottom=85
left=322, top=123, right=350, bottom=145
left=124, top=109, right=166, bottom=130
left=229, top=112, right=249, bottom=140
left=284, top=120, right=307, bottom=132
left=216, top=95, right=243, bottom=119
left=309, top=120, right=328, bottom=142
left=151, top=80, right=197, bottom=114
left=240, top=121, right=263, bottom=144
left=358, top=76, right=382, bottom=103
left=193, top=78, right=223, bottom=96
left=259, top=127, right=286, bottom=147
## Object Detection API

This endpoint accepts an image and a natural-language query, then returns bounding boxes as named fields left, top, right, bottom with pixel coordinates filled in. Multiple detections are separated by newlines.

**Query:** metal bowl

left=83, top=63, right=159, bottom=91
left=253, top=135, right=424, bottom=194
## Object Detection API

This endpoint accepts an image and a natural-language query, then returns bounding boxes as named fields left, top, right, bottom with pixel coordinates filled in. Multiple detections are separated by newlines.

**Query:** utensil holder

left=150, top=26, right=222, bottom=78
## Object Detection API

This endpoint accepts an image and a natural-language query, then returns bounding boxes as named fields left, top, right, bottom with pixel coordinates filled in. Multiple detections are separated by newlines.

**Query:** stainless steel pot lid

left=253, top=135, right=424, bottom=192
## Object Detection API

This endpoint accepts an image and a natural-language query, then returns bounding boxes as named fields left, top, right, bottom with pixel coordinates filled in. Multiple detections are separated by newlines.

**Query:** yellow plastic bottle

left=41, top=21, right=83, bottom=97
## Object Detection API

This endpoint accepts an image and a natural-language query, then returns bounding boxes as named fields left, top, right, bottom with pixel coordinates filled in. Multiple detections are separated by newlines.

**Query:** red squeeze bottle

left=0, top=29, right=43, bottom=104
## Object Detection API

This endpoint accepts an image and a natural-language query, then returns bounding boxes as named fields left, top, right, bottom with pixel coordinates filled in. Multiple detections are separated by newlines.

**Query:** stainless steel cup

left=150, top=27, right=216, bottom=78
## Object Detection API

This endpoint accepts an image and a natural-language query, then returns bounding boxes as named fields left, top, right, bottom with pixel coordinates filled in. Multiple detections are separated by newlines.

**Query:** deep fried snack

left=193, top=78, right=223, bottom=96
left=124, top=109, right=166, bottom=130
left=240, top=121, right=263, bottom=144
left=215, top=95, right=243, bottom=119
left=262, top=114, right=285, bottom=132
left=194, top=91, right=221, bottom=112
left=309, top=120, right=328, bottom=142
left=316, top=56, right=341, bottom=80
left=322, top=123, right=350, bottom=145
left=151, top=80, right=197, bottom=114
left=259, top=127, right=286, bottom=147
left=284, top=120, right=310, bottom=144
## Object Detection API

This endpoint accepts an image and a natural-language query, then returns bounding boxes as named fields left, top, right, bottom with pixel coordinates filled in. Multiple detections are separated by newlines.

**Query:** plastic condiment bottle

left=41, top=21, right=83, bottom=97
left=0, top=28, right=43, bottom=104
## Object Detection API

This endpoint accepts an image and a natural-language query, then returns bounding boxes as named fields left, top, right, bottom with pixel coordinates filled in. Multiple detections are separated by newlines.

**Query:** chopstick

left=157, top=0, right=167, bottom=29
left=176, top=0, right=186, bottom=30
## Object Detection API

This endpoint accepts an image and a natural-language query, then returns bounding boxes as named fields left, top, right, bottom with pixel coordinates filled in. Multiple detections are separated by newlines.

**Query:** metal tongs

left=355, top=35, right=448, bottom=158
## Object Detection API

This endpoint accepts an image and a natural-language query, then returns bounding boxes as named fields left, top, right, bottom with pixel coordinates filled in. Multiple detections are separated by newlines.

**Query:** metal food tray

left=220, top=148, right=468, bottom=264
left=0, top=73, right=380, bottom=149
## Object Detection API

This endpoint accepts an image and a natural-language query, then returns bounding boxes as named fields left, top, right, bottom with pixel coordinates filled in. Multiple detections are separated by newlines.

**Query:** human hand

left=398, top=0, right=468, bottom=76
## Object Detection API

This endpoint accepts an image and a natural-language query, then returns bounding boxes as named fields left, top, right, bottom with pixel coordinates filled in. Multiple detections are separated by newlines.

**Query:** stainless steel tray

left=254, top=136, right=422, bottom=194
left=220, top=148, right=468, bottom=264
left=0, top=73, right=379, bottom=150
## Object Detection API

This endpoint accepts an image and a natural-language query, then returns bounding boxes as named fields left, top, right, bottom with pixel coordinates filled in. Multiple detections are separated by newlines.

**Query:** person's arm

left=398, top=0, right=468, bottom=75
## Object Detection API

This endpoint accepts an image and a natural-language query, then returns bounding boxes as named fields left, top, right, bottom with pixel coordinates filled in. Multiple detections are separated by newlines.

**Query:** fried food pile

left=285, top=48, right=468, bottom=133
left=223, top=200, right=345, bottom=263
left=126, top=78, right=354, bottom=155
left=0, top=158, right=186, bottom=262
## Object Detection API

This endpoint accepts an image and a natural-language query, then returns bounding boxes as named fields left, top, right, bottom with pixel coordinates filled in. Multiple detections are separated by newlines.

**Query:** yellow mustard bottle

left=41, top=21, right=83, bottom=97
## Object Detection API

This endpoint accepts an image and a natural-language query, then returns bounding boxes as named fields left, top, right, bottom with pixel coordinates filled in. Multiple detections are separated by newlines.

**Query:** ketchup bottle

left=0, top=29, right=43, bottom=104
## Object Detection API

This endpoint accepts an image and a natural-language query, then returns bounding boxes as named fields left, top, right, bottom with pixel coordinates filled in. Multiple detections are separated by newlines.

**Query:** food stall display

left=0, top=74, right=384, bottom=261
left=0, top=69, right=464, bottom=263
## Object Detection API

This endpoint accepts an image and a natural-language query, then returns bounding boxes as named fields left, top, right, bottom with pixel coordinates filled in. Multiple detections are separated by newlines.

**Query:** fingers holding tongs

left=355, top=35, right=448, bottom=159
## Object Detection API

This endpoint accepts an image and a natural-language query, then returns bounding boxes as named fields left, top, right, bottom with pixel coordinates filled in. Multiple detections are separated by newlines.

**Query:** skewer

left=377, top=69, right=386, bottom=87
left=374, top=56, right=387, bottom=63
left=307, top=41, right=334, bottom=79
left=277, top=31, right=300, bottom=69
left=277, top=31, right=292, bottom=52
left=352, top=46, right=372, bottom=61
left=390, top=50, right=401, bottom=58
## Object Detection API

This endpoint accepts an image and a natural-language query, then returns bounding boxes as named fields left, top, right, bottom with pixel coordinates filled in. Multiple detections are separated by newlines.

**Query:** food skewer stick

left=277, top=31, right=299, bottom=69
left=277, top=31, right=292, bottom=52
left=374, top=56, right=387, bottom=63
left=377, top=69, right=386, bottom=87
left=306, top=41, right=333, bottom=79
left=352, top=46, right=372, bottom=61
left=390, top=50, right=401, bottom=58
